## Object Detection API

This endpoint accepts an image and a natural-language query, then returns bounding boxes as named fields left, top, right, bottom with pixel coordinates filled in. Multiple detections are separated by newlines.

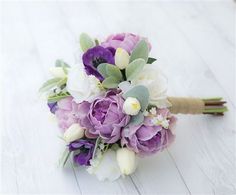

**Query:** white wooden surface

left=1, top=1, right=236, bottom=194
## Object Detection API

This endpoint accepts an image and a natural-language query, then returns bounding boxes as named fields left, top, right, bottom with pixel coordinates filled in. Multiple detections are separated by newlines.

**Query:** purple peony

left=82, top=46, right=114, bottom=81
left=121, top=109, right=176, bottom=156
left=77, top=90, right=130, bottom=143
left=69, top=139, right=95, bottom=166
left=55, top=97, right=79, bottom=131
left=101, top=33, right=151, bottom=54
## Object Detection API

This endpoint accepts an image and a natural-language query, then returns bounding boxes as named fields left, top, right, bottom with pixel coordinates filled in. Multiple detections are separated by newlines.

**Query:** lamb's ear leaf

left=97, top=63, right=108, bottom=78
left=126, top=58, right=145, bottom=81
left=129, top=40, right=149, bottom=63
left=128, top=112, right=145, bottom=126
left=79, top=33, right=95, bottom=52
left=102, top=76, right=119, bottom=89
left=106, top=64, right=123, bottom=81
left=123, top=85, right=149, bottom=111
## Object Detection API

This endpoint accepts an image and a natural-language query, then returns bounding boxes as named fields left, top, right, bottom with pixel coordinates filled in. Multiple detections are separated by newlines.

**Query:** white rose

left=63, top=124, right=85, bottom=143
left=87, top=150, right=121, bottom=181
left=123, top=97, right=141, bottom=116
left=49, top=67, right=67, bottom=78
left=131, top=64, right=171, bottom=108
left=66, top=66, right=102, bottom=103
left=117, top=148, right=137, bottom=175
left=115, top=48, right=130, bottom=70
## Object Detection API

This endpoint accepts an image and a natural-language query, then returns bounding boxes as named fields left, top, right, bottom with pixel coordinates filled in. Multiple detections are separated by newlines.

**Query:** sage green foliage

left=80, top=33, right=95, bottom=52
left=128, top=112, right=145, bottom=126
left=129, top=40, right=149, bottom=63
left=55, top=59, right=70, bottom=74
left=125, top=58, right=145, bottom=81
left=47, top=92, right=71, bottom=103
left=102, top=76, right=119, bottom=89
left=39, top=78, right=62, bottom=93
left=59, top=148, right=71, bottom=167
left=123, top=85, right=150, bottom=111
left=106, top=64, right=123, bottom=81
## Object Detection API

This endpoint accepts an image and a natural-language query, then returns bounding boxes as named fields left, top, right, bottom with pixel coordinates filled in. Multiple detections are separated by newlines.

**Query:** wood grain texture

left=1, top=1, right=235, bottom=194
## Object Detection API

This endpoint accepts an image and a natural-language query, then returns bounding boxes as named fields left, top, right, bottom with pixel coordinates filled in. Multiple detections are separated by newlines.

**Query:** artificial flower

left=63, top=123, right=85, bottom=143
left=101, top=33, right=151, bottom=54
left=131, top=64, right=171, bottom=108
left=66, top=66, right=102, bottom=104
left=55, top=97, right=79, bottom=131
left=82, top=46, right=114, bottom=81
left=121, top=109, right=176, bottom=156
left=114, top=48, right=130, bottom=69
left=116, top=148, right=137, bottom=175
left=87, top=149, right=121, bottom=181
left=69, top=139, right=95, bottom=166
left=123, top=97, right=141, bottom=116
left=77, top=90, right=130, bottom=143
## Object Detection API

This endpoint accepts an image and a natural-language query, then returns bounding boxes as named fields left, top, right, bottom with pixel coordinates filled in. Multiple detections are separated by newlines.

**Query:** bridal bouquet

left=39, top=33, right=227, bottom=181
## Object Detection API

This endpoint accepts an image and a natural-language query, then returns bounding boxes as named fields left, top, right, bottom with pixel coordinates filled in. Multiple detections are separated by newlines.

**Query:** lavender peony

left=121, top=109, right=176, bottom=156
left=101, top=33, right=151, bottom=54
left=77, top=90, right=130, bottom=143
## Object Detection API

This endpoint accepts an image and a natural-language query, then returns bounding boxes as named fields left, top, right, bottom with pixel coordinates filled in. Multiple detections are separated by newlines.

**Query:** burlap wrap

left=167, top=97, right=205, bottom=114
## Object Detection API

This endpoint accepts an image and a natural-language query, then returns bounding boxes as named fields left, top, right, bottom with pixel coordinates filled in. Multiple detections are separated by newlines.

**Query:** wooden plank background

left=1, top=1, right=235, bottom=194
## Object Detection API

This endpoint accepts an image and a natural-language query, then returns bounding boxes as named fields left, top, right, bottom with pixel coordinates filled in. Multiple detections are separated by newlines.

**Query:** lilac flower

left=55, top=97, right=79, bottom=131
left=121, top=109, right=176, bottom=156
left=82, top=46, right=114, bottom=81
left=101, top=33, right=151, bottom=54
left=47, top=102, right=58, bottom=114
left=68, top=139, right=95, bottom=166
left=77, top=90, right=130, bottom=143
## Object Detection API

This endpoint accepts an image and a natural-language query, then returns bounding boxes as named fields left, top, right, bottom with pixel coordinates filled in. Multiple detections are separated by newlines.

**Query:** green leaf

left=129, top=40, right=149, bottom=63
left=147, top=57, right=157, bottom=64
left=106, top=64, right=123, bottom=81
left=47, top=92, right=71, bottom=103
left=102, top=76, right=119, bottom=89
left=97, top=63, right=108, bottom=78
left=126, top=58, right=145, bottom=81
left=79, top=33, right=95, bottom=52
left=59, top=149, right=71, bottom=167
left=128, top=112, right=144, bottom=126
left=39, top=78, right=62, bottom=93
left=95, top=39, right=99, bottom=46
left=55, top=59, right=70, bottom=68
left=123, top=85, right=150, bottom=111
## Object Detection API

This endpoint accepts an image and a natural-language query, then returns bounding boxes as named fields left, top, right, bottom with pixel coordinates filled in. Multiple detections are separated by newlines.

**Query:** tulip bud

left=115, top=48, right=130, bottom=70
left=49, top=67, right=66, bottom=78
left=63, top=124, right=85, bottom=143
left=123, top=97, right=141, bottom=115
left=116, top=148, right=137, bottom=175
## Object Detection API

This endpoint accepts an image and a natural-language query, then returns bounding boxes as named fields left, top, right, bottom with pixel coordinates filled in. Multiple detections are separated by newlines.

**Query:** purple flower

left=68, top=139, right=95, bottom=166
left=82, top=46, right=114, bottom=81
left=55, top=97, right=80, bottom=131
left=121, top=109, right=176, bottom=156
left=77, top=90, right=130, bottom=143
left=101, top=33, right=151, bottom=54
left=47, top=102, right=58, bottom=114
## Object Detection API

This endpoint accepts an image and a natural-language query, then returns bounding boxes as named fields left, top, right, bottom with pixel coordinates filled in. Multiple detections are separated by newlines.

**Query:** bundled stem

left=167, top=97, right=228, bottom=115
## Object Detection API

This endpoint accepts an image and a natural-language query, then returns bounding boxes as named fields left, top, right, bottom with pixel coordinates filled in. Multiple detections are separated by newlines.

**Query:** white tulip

left=115, top=48, right=130, bottom=69
left=131, top=64, right=171, bottom=108
left=117, top=148, right=137, bottom=175
left=63, top=124, right=85, bottom=143
left=123, top=97, right=141, bottom=116
left=66, top=66, right=102, bottom=103
left=49, top=67, right=67, bottom=78
left=87, top=150, right=121, bottom=181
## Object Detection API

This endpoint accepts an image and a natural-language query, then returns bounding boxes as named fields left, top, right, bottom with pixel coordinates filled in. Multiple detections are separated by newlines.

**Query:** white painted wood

left=1, top=1, right=235, bottom=194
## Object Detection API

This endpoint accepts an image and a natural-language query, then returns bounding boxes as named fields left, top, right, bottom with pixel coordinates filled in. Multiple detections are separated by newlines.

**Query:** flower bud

left=63, top=124, right=85, bottom=143
left=116, top=148, right=137, bottom=175
left=49, top=67, right=66, bottom=78
left=115, top=48, right=130, bottom=70
left=123, top=97, right=141, bottom=115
